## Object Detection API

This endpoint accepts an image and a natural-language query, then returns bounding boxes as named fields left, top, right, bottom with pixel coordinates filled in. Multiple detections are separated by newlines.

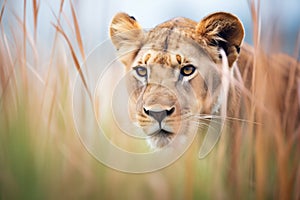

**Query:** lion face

left=110, top=12, right=244, bottom=149
left=125, top=35, right=220, bottom=149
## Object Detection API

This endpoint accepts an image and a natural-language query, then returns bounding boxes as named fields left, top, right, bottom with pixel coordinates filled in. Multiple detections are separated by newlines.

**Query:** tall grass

left=0, top=0, right=299, bottom=199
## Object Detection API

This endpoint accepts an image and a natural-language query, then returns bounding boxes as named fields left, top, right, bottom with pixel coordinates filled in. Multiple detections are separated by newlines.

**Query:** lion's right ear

left=110, top=13, right=144, bottom=66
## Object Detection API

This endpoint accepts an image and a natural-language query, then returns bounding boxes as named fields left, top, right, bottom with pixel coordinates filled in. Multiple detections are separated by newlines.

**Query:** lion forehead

left=143, top=26, right=197, bottom=52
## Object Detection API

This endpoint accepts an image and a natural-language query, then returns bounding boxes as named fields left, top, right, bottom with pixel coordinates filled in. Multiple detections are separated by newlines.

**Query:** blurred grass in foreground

left=0, top=0, right=300, bottom=199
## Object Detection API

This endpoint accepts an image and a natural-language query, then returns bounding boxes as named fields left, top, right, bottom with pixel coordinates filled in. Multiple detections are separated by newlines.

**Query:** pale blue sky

left=1, top=0, right=299, bottom=56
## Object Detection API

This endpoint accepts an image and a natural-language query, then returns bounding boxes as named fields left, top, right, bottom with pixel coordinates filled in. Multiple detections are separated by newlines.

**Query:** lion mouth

left=146, top=128, right=174, bottom=149
left=149, top=129, right=173, bottom=137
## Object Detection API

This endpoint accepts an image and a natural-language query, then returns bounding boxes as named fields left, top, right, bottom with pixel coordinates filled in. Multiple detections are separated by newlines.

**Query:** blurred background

left=0, top=0, right=299, bottom=199
left=2, top=0, right=300, bottom=56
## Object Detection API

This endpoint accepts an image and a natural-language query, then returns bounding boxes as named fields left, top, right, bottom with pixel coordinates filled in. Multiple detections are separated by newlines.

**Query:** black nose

left=143, top=107, right=175, bottom=123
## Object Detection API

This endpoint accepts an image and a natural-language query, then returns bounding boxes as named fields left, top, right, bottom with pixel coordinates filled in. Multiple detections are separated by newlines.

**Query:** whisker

left=189, top=120, right=213, bottom=130
left=187, top=114, right=224, bottom=125
left=193, top=114, right=261, bottom=125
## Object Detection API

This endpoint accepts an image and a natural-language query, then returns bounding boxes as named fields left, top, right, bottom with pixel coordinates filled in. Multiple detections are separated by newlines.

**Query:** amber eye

left=180, top=65, right=196, bottom=76
left=133, top=66, right=147, bottom=77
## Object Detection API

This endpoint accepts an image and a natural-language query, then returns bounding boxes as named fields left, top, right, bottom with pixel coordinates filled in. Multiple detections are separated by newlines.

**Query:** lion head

left=109, top=12, right=244, bottom=149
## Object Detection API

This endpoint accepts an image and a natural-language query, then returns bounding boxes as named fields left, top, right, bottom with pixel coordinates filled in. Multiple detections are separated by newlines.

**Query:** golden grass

left=0, top=0, right=299, bottom=199
left=32, top=0, right=39, bottom=42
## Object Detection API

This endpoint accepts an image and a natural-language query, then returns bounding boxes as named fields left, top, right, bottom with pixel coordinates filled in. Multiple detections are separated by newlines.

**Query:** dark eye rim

left=180, top=64, right=196, bottom=76
left=133, top=66, right=147, bottom=77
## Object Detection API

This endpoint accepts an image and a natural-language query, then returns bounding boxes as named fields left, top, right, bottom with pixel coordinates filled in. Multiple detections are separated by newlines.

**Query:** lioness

left=109, top=12, right=298, bottom=149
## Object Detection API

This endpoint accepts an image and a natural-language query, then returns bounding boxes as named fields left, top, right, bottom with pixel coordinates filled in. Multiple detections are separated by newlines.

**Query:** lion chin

left=146, top=129, right=188, bottom=150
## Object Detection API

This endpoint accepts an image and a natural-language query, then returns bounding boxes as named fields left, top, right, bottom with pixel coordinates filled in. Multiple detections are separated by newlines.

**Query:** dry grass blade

left=248, top=0, right=260, bottom=48
left=32, top=0, right=40, bottom=42
left=0, top=31, right=18, bottom=103
left=70, top=0, right=86, bottom=62
left=39, top=1, right=65, bottom=119
left=47, top=83, right=57, bottom=131
left=52, top=23, right=92, bottom=102
left=23, top=0, right=27, bottom=58
left=59, top=0, right=65, bottom=14
left=0, top=0, right=7, bottom=25
left=22, top=0, right=28, bottom=90
left=46, top=1, right=66, bottom=74
left=12, top=11, right=38, bottom=67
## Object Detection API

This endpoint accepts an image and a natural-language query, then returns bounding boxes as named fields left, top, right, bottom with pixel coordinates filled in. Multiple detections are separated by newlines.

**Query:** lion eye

left=180, top=65, right=196, bottom=76
left=133, top=66, right=147, bottom=77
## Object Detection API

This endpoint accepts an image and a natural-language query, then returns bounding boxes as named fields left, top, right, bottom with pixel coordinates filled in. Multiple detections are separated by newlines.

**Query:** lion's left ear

left=196, top=12, right=244, bottom=67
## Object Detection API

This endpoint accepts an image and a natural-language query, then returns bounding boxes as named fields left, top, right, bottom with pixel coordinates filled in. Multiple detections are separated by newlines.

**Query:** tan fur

left=109, top=12, right=299, bottom=149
